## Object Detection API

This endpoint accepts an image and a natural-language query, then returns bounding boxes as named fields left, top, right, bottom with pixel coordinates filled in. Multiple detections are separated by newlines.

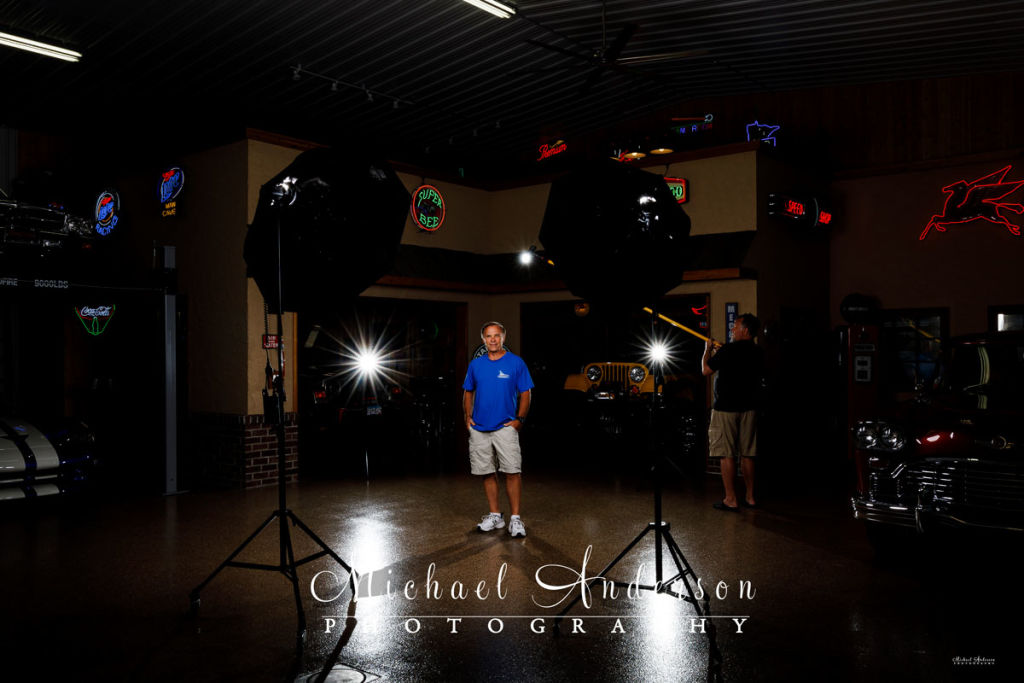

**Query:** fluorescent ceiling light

left=0, top=31, right=81, bottom=62
left=461, top=0, right=516, bottom=19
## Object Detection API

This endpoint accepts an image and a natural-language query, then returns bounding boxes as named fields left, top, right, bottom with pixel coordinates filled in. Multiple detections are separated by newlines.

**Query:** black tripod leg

left=189, top=510, right=280, bottom=611
left=556, top=526, right=653, bottom=621
left=288, top=511, right=355, bottom=575
left=281, top=520, right=307, bottom=648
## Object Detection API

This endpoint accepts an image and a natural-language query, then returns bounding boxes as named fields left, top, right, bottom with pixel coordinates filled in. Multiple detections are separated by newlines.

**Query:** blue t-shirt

left=463, top=351, right=534, bottom=431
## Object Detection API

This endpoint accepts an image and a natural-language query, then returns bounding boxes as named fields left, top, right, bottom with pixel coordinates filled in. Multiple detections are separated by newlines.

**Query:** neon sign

left=159, top=167, right=184, bottom=218
left=768, top=193, right=833, bottom=228
left=75, top=305, right=116, bottom=336
left=537, top=139, right=567, bottom=161
left=919, top=165, right=1024, bottom=241
left=672, top=114, right=714, bottom=134
left=664, top=177, right=689, bottom=204
left=94, top=190, right=120, bottom=236
left=746, top=120, right=779, bottom=146
left=411, top=184, right=445, bottom=231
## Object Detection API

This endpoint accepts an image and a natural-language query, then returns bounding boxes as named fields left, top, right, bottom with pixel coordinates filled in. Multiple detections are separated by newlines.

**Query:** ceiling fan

left=525, top=1, right=707, bottom=94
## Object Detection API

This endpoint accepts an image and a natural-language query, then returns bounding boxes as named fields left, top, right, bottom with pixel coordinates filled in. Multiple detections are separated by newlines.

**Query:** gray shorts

left=708, top=409, right=757, bottom=459
left=468, top=426, right=522, bottom=475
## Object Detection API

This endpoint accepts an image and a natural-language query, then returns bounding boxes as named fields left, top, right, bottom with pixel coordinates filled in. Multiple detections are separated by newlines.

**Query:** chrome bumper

left=852, top=497, right=1024, bottom=533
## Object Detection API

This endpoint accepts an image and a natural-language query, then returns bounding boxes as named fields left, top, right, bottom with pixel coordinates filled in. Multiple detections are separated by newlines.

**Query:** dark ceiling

left=3, top=0, right=1024, bottom=177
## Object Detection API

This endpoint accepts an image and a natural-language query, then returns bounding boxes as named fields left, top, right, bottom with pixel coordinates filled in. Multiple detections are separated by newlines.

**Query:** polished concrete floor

left=2, top=457, right=1019, bottom=682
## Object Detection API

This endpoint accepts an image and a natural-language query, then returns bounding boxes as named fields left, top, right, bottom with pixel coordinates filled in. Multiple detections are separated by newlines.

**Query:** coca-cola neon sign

left=75, top=305, right=116, bottom=336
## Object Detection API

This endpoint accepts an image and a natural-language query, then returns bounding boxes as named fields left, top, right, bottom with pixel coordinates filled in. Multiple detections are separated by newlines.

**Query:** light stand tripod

left=557, top=306, right=709, bottom=620
left=189, top=179, right=356, bottom=649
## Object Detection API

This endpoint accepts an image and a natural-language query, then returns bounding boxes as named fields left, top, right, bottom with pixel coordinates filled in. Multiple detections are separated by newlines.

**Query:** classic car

left=851, top=331, right=1024, bottom=545
left=0, top=416, right=98, bottom=500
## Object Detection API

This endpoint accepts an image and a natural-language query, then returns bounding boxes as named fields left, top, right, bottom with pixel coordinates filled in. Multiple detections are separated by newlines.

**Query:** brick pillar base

left=191, top=412, right=298, bottom=489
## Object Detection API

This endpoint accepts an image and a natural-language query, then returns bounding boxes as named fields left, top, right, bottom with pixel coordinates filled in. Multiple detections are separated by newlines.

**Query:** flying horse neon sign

left=919, top=165, right=1024, bottom=241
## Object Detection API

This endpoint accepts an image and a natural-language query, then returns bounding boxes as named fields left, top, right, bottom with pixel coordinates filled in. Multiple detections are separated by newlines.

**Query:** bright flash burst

left=634, top=331, right=677, bottom=374
left=314, top=322, right=408, bottom=400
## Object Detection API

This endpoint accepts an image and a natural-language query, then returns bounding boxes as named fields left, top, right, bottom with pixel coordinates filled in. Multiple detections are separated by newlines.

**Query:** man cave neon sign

left=160, top=166, right=185, bottom=218
left=411, top=184, right=446, bottom=231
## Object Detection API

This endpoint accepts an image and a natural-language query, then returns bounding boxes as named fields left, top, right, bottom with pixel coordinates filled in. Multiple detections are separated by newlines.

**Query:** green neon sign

left=75, top=305, right=116, bottom=336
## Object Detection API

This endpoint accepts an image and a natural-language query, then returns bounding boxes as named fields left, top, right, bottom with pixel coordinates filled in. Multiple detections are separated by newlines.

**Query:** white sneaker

left=508, top=517, right=526, bottom=537
left=477, top=513, right=505, bottom=532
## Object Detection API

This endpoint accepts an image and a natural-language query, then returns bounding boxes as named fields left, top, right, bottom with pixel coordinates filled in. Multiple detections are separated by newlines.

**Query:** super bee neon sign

left=411, top=184, right=446, bottom=231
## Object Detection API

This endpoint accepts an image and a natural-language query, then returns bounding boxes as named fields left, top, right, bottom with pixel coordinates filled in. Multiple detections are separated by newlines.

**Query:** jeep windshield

left=941, top=339, right=1024, bottom=411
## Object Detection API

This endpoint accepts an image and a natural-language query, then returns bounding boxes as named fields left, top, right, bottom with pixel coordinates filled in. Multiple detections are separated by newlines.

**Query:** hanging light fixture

left=0, top=30, right=81, bottom=62
left=648, top=135, right=675, bottom=155
left=461, top=0, right=516, bottom=19
left=622, top=141, right=646, bottom=161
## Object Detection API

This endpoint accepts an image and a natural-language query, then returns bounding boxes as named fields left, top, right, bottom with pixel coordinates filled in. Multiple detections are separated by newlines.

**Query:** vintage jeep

left=562, top=362, right=700, bottom=465
left=851, top=331, right=1024, bottom=547
left=564, top=361, right=659, bottom=399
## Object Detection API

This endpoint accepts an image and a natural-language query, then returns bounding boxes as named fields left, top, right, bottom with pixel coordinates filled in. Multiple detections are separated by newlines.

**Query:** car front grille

left=905, top=459, right=1024, bottom=512
left=601, top=364, right=629, bottom=387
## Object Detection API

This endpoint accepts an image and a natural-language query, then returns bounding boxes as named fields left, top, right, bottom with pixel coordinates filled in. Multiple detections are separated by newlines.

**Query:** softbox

left=244, top=148, right=410, bottom=313
left=539, top=160, right=691, bottom=305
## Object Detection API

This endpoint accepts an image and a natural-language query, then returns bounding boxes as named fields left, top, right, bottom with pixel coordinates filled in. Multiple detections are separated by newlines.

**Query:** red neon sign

left=920, top=165, right=1024, bottom=240
left=537, top=139, right=567, bottom=161
left=411, top=184, right=446, bottom=232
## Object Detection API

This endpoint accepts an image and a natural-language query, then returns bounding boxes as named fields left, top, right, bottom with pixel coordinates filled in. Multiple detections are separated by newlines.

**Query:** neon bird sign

left=919, top=165, right=1024, bottom=241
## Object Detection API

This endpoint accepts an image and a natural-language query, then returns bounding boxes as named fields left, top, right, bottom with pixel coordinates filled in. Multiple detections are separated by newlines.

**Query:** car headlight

left=853, top=421, right=906, bottom=452
left=629, top=366, right=646, bottom=383
left=586, top=365, right=602, bottom=382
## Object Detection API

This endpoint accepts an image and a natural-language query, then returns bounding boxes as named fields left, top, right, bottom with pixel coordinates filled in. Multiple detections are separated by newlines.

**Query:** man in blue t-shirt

left=462, top=321, right=534, bottom=537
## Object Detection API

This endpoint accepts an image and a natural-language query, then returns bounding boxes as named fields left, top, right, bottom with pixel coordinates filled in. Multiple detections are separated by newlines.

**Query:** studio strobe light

left=191, top=148, right=410, bottom=649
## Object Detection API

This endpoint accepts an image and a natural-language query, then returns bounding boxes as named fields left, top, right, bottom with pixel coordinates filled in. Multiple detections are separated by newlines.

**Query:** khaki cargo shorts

left=468, top=426, right=522, bottom=474
left=708, top=409, right=757, bottom=459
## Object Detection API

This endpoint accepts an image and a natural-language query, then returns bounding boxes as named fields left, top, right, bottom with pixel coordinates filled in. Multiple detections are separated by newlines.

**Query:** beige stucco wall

left=396, top=175, right=493, bottom=253
left=661, top=150, right=758, bottom=235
